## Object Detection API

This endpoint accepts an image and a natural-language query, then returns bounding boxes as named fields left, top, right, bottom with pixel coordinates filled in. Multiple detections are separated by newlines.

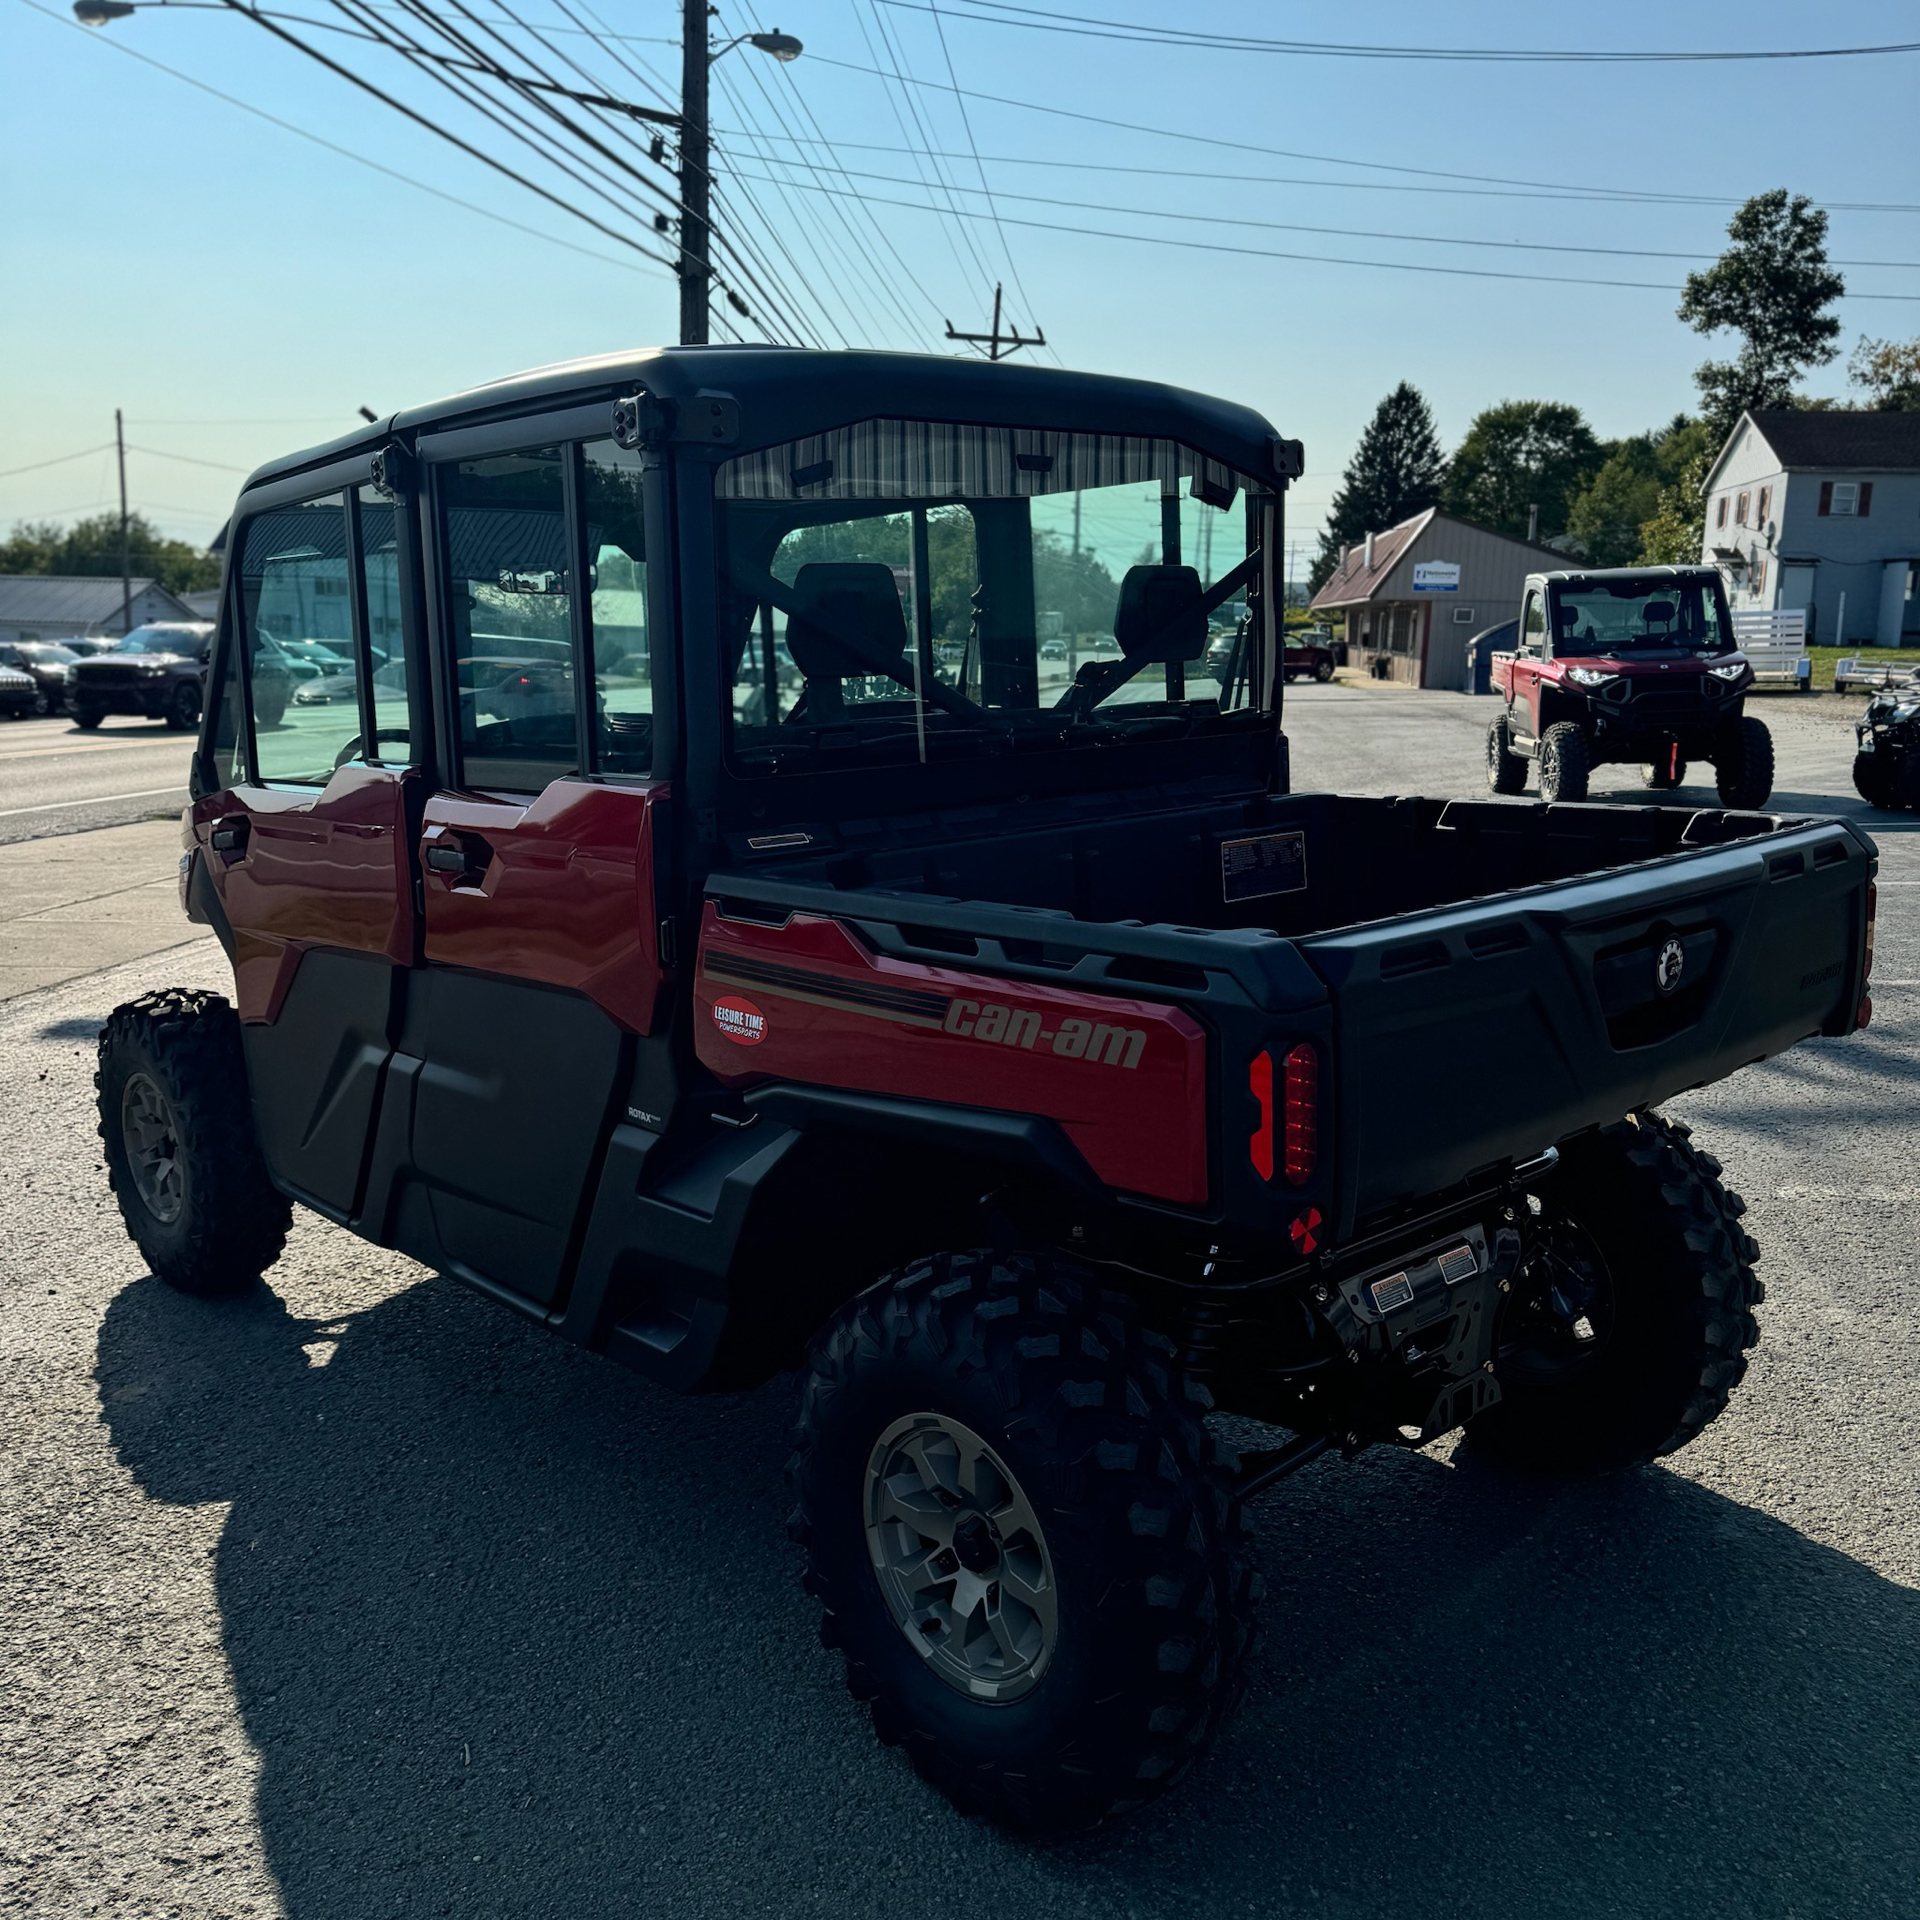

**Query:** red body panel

left=421, top=779, right=666, bottom=1035
left=196, top=767, right=416, bottom=1022
left=694, top=906, right=1210, bottom=1206
left=1493, top=653, right=1752, bottom=735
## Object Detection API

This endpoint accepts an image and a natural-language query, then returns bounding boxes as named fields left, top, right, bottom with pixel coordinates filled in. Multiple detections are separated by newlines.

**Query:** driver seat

left=783, top=563, right=911, bottom=721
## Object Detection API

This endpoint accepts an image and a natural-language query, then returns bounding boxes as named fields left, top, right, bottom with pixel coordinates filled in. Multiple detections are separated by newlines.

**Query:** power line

left=0, top=444, right=116, bottom=481
left=126, top=446, right=255, bottom=473
left=724, top=170, right=1920, bottom=299
left=751, top=159, right=1920, bottom=270
left=801, top=51, right=1920, bottom=215
left=912, top=1, right=1920, bottom=64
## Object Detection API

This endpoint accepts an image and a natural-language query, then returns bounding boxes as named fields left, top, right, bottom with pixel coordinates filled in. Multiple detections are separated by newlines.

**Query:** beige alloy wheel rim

left=863, top=1410, right=1059, bottom=1703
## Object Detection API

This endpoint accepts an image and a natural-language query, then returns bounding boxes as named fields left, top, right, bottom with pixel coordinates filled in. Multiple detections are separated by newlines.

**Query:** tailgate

left=1300, top=816, right=1873, bottom=1235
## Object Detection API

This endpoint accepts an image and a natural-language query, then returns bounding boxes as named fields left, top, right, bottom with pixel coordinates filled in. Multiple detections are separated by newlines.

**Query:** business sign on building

left=1412, top=562, right=1461, bottom=593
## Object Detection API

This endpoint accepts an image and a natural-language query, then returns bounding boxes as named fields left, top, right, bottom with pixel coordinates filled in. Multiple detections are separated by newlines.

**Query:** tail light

left=1248, top=1050, right=1274, bottom=1181
left=1283, top=1043, right=1318, bottom=1186
left=1859, top=880, right=1877, bottom=1029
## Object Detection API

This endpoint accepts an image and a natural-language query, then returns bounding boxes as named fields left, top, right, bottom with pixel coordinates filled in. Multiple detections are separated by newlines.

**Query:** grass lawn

left=1800, top=645, right=1920, bottom=692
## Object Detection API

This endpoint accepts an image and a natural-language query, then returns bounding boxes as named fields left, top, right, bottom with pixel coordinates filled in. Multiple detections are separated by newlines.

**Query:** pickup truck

left=96, top=349, right=1877, bottom=1834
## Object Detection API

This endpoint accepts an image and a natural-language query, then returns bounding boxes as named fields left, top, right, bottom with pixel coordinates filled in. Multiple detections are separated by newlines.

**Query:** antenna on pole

left=944, top=284, right=1045, bottom=362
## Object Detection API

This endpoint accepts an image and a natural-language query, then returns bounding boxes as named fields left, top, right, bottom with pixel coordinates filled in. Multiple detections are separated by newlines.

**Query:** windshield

left=714, top=418, right=1274, bottom=773
left=15, top=642, right=76, bottom=664
left=118, top=628, right=208, bottom=656
left=1548, top=578, right=1729, bottom=657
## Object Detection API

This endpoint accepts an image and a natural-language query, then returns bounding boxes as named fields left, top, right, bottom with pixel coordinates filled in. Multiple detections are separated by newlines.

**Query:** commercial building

left=1702, top=410, right=1920, bottom=647
left=1309, top=509, right=1564, bottom=689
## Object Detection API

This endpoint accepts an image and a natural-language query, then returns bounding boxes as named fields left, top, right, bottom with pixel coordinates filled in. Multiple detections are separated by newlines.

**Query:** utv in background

left=97, top=350, right=1874, bottom=1834
left=1487, top=567, right=1773, bottom=807
left=1852, top=669, right=1920, bottom=811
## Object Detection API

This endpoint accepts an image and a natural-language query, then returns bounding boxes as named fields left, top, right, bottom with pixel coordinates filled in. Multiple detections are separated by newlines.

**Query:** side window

left=1521, top=591, right=1545, bottom=649
left=238, top=494, right=363, bottom=786
left=354, top=485, right=418, bottom=766
left=439, top=448, right=578, bottom=792
left=207, top=593, right=247, bottom=790
left=581, top=438, right=651, bottom=776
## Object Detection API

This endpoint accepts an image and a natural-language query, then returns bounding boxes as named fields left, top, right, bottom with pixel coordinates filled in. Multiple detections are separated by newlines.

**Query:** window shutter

left=1818, top=481, right=1833, bottom=516
left=1859, top=481, right=1873, bottom=517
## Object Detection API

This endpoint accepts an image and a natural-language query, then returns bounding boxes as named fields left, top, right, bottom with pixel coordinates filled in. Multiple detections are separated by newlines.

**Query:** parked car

left=100, top=348, right=1875, bottom=1837
left=1852, top=669, right=1920, bottom=811
left=1487, top=566, right=1773, bottom=806
left=0, top=639, right=79, bottom=715
left=1281, top=635, right=1337, bottom=683
left=0, top=662, right=38, bottom=718
left=62, top=634, right=121, bottom=658
left=68, top=622, right=292, bottom=731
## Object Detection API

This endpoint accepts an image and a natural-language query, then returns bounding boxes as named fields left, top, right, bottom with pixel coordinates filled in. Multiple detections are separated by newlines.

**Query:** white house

left=1701, top=410, right=1920, bottom=647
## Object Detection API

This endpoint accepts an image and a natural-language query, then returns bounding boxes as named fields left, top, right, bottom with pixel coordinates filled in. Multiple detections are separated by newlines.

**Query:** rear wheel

left=789, top=1252, right=1258, bottom=1833
left=97, top=990, right=290, bottom=1297
left=1714, top=715, right=1775, bottom=809
left=1485, top=716, right=1529, bottom=794
left=164, top=681, right=201, bottom=732
left=1467, top=1112, right=1761, bottom=1474
left=1641, top=751, right=1689, bottom=791
left=1538, top=721, right=1591, bottom=803
left=1314, top=659, right=1335, bottom=683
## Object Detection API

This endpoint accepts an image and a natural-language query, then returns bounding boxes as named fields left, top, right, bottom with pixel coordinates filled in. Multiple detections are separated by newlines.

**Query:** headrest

left=784, top=563, right=909, bottom=681
left=1114, top=564, right=1207, bottom=663
left=1553, top=601, right=1581, bottom=632
left=1641, top=599, right=1677, bottom=628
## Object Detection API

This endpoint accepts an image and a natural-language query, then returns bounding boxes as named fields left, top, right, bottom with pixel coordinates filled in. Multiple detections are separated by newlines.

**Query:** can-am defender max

left=97, top=350, right=1873, bottom=1833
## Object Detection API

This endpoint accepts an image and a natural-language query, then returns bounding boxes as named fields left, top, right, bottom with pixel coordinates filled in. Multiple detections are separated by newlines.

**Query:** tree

left=1849, top=335, right=1920, bottom=412
left=0, top=512, right=221, bottom=594
left=1441, top=400, right=1602, bottom=544
left=1635, top=418, right=1717, bottom=566
left=1566, top=436, right=1662, bottom=568
left=1677, top=190, right=1845, bottom=437
left=1309, top=382, right=1447, bottom=590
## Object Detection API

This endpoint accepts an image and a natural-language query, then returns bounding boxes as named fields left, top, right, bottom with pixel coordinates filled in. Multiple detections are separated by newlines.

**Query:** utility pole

left=678, top=0, right=711, bottom=346
left=945, top=284, right=1045, bottom=362
left=114, top=408, right=132, bottom=638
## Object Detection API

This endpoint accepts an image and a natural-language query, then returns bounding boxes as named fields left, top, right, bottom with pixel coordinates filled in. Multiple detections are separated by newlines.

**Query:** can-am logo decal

left=711, top=995, right=768, bottom=1045
left=943, top=998, right=1146, bottom=1070
left=1654, top=938, right=1686, bottom=995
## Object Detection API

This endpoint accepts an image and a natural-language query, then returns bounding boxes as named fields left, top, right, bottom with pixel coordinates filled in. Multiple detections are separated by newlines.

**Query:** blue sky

left=4, top=0, right=1919, bottom=560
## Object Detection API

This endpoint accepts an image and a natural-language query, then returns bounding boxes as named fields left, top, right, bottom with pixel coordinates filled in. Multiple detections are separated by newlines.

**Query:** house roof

left=0, top=575, right=190, bottom=626
left=1720, top=408, right=1920, bottom=483
left=1309, top=509, right=1435, bottom=608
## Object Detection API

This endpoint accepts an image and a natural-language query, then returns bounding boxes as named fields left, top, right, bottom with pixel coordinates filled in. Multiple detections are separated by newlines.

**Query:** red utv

left=1486, top=567, right=1774, bottom=807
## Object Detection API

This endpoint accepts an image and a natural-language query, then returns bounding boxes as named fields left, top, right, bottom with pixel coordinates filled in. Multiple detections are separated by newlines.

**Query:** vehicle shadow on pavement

left=97, top=1273, right=1918, bottom=1920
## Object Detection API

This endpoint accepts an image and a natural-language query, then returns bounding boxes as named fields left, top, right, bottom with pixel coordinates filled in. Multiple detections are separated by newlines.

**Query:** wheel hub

left=864, top=1411, right=1059, bottom=1702
left=120, top=1071, right=185, bottom=1225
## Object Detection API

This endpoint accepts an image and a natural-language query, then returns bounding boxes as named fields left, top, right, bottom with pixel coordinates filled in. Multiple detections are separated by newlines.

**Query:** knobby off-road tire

left=1714, top=714, right=1775, bottom=810
left=788, top=1253, right=1259, bottom=1833
left=1852, top=750, right=1898, bottom=809
left=1486, top=716, right=1529, bottom=795
left=1537, top=721, right=1590, bottom=803
left=97, top=990, right=290, bottom=1297
left=1467, top=1111, right=1762, bottom=1475
left=1641, top=754, right=1689, bottom=792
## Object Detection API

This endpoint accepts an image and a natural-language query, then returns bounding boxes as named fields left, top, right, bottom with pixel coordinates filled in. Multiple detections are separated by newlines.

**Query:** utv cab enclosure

left=1486, top=565, right=1775, bottom=807
left=100, top=350, right=1876, bottom=1833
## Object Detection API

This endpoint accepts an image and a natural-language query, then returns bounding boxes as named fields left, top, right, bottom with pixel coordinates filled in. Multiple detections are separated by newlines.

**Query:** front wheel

left=1852, top=751, right=1898, bottom=809
left=97, top=990, right=291, bottom=1296
left=1467, top=1112, right=1761, bottom=1474
left=1314, top=660, right=1334, bottom=683
left=73, top=707, right=103, bottom=731
left=789, top=1253, right=1258, bottom=1832
left=1714, top=714, right=1775, bottom=809
left=1537, top=721, right=1591, bottom=803
left=164, top=682, right=201, bottom=732
left=1485, top=715, right=1529, bottom=794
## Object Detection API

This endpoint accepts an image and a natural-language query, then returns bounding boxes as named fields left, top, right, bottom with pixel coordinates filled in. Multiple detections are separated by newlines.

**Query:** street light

left=73, top=0, right=140, bottom=19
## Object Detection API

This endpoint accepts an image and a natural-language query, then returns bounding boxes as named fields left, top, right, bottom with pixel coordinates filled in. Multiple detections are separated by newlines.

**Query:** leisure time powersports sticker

left=710, top=995, right=768, bottom=1045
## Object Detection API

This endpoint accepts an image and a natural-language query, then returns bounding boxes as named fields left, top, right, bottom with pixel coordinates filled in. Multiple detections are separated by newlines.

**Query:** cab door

left=195, top=468, right=428, bottom=1218
left=397, top=425, right=669, bottom=1311
left=1508, top=586, right=1549, bottom=739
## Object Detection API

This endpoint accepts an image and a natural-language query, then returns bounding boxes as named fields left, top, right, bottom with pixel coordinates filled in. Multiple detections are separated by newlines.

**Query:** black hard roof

left=1529, top=565, right=1719, bottom=585
left=242, top=346, right=1291, bottom=495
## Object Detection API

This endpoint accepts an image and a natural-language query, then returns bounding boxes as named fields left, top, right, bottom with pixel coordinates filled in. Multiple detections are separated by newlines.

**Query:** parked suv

left=1486, top=566, right=1773, bottom=806
left=97, top=351, right=1874, bottom=1833
left=0, top=662, right=37, bottom=719
left=0, top=639, right=78, bottom=715
left=67, top=621, right=290, bottom=731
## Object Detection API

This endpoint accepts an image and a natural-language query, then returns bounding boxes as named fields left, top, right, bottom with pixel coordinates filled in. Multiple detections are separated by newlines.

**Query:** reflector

left=1283, top=1043, right=1317, bottom=1186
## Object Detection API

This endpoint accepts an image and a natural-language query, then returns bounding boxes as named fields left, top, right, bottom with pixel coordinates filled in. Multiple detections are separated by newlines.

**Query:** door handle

left=209, top=818, right=249, bottom=859
left=424, top=845, right=467, bottom=874
left=422, top=831, right=494, bottom=884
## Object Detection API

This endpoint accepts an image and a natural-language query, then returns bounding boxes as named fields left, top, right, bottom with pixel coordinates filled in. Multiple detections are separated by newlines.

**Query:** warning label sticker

left=1220, top=829, right=1308, bottom=903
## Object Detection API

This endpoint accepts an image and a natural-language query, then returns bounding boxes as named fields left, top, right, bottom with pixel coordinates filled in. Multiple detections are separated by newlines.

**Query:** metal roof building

left=0, top=574, right=196, bottom=644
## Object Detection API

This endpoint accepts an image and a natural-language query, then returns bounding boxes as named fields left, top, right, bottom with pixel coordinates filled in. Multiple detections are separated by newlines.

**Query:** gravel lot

left=3, top=685, right=1915, bottom=1920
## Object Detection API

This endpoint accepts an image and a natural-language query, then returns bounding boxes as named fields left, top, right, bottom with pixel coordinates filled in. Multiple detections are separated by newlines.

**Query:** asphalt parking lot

left=2, top=684, right=1915, bottom=1920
